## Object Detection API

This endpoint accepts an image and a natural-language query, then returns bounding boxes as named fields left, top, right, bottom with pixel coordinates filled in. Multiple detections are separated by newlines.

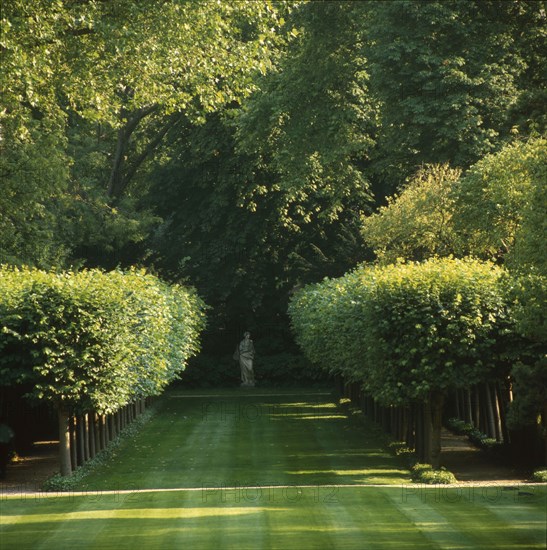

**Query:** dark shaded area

left=0, top=385, right=57, bottom=452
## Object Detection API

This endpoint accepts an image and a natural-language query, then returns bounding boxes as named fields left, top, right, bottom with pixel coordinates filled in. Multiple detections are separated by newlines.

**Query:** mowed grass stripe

left=385, top=485, right=547, bottom=550
left=434, top=490, right=546, bottom=549
left=1, top=389, right=546, bottom=549
left=76, top=389, right=409, bottom=491
left=9, top=487, right=544, bottom=549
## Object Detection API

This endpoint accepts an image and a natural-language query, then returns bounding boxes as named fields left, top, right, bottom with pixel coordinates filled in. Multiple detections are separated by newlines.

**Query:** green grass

left=1, top=388, right=546, bottom=549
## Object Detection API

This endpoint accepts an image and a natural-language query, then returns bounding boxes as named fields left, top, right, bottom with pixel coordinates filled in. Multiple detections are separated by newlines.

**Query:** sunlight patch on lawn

left=286, top=469, right=408, bottom=476
left=0, top=506, right=288, bottom=524
left=270, top=414, right=346, bottom=420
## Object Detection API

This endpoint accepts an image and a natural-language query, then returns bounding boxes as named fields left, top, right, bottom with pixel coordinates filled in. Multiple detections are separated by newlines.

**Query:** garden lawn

left=1, top=388, right=545, bottom=549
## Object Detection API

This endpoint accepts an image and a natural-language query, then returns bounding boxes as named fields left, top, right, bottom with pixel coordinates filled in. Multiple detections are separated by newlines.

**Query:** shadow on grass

left=2, top=486, right=546, bottom=549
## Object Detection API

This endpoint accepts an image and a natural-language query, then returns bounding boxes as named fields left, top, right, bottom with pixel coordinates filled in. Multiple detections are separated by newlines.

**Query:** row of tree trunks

left=339, top=379, right=506, bottom=469
left=338, top=377, right=545, bottom=469
left=448, top=382, right=510, bottom=441
left=57, top=399, right=148, bottom=476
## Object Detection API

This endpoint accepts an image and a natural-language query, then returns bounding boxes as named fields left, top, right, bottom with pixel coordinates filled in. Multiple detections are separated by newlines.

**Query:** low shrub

left=388, top=441, right=416, bottom=462
left=179, top=351, right=327, bottom=388
left=446, top=417, right=474, bottom=435
left=446, top=418, right=504, bottom=453
left=419, top=468, right=458, bottom=485
left=410, top=463, right=433, bottom=479
left=257, top=352, right=328, bottom=386
left=410, top=463, right=457, bottom=484
left=530, top=469, right=547, bottom=483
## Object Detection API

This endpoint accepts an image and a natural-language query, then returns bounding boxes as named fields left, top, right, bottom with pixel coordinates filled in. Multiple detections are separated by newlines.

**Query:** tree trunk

left=415, top=404, right=425, bottom=461
left=406, top=406, right=415, bottom=449
left=492, top=383, right=503, bottom=441
left=423, top=400, right=433, bottom=465
left=430, top=392, right=445, bottom=469
left=94, top=413, right=101, bottom=452
left=484, top=383, right=497, bottom=439
left=496, top=382, right=510, bottom=444
left=83, top=414, right=90, bottom=462
left=70, top=416, right=78, bottom=470
left=464, top=388, right=472, bottom=424
left=105, top=414, right=111, bottom=442
left=107, top=105, right=157, bottom=198
left=109, top=413, right=117, bottom=440
left=454, top=389, right=460, bottom=419
left=77, top=415, right=85, bottom=466
left=543, top=401, right=547, bottom=467
left=100, top=415, right=107, bottom=449
left=89, top=413, right=96, bottom=459
left=473, top=385, right=481, bottom=428
left=58, top=408, right=72, bottom=476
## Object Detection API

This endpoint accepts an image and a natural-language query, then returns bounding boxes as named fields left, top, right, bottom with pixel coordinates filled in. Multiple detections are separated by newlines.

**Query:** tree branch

left=106, top=105, right=158, bottom=198
left=114, top=114, right=184, bottom=200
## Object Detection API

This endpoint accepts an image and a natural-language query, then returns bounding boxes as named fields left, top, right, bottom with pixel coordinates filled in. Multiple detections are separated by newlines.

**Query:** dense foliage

left=453, top=138, right=547, bottom=260
left=1, top=1, right=545, bottom=464
left=366, top=0, right=546, bottom=184
left=289, top=258, right=513, bottom=395
left=361, top=164, right=462, bottom=264
left=0, top=267, right=206, bottom=413
left=289, top=258, right=526, bottom=466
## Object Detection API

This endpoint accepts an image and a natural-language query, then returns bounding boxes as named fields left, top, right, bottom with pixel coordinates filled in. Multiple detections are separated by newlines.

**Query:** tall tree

left=366, top=0, right=545, bottom=187
left=1, top=1, right=291, bottom=266
left=361, top=164, right=462, bottom=264
left=144, top=110, right=368, bottom=337
left=236, top=0, right=379, bottom=215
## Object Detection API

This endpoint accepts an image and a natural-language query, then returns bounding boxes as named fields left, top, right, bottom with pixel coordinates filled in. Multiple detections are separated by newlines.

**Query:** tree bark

left=89, top=413, right=96, bottom=459
left=464, top=388, right=472, bottom=424
left=543, top=401, right=547, bottom=467
left=58, top=408, right=72, bottom=477
left=107, top=105, right=157, bottom=198
left=70, top=415, right=78, bottom=470
left=77, top=415, right=85, bottom=466
left=406, top=406, right=415, bottom=449
left=105, top=414, right=111, bottom=442
left=83, top=414, right=90, bottom=462
left=108, top=413, right=116, bottom=440
left=107, top=108, right=183, bottom=200
left=454, top=389, right=460, bottom=419
left=415, top=404, right=425, bottom=461
left=473, top=385, right=481, bottom=429
left=423, top=399, right=433, bottom=465
left=94, top=413, right=101, bottom=452
left=430, top=392, right=445, bottom=469
left=491, top=383, right=503, bottom=441
left=484, top=383, right=497, bottom=439
left=100, top=415, right=107, bottom=449
left=496, top=382, right=510, bottom=444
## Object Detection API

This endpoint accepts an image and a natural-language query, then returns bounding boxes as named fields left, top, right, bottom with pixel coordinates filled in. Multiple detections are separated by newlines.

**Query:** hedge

left=289, top=258, right=521, bottom=468
left=0, top=266, right=206, bottom=475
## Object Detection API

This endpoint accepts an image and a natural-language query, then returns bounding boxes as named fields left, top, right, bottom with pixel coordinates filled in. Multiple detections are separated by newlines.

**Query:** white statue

left=236, top=331, right=255, bottom=387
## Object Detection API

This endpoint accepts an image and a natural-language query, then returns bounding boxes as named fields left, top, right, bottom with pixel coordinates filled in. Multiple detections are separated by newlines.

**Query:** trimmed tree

left=357, top=258, right=515, bottom=468
left=0, top=267, right=206, bottom=475
left=289, top=258, right=517, bottom=468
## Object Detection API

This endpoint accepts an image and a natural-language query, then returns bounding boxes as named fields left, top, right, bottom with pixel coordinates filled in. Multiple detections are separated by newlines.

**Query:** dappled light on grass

left=63, top=389, right=414, bottom=490
left=2, top=486, right=545, bottom=549
left=2, top=390, right=545, bottom=549
left=286, top=469, right=409, bottom=477
left=1, top=506, right=282, bottom=524
left=269, top=414, right=347, bottom=420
